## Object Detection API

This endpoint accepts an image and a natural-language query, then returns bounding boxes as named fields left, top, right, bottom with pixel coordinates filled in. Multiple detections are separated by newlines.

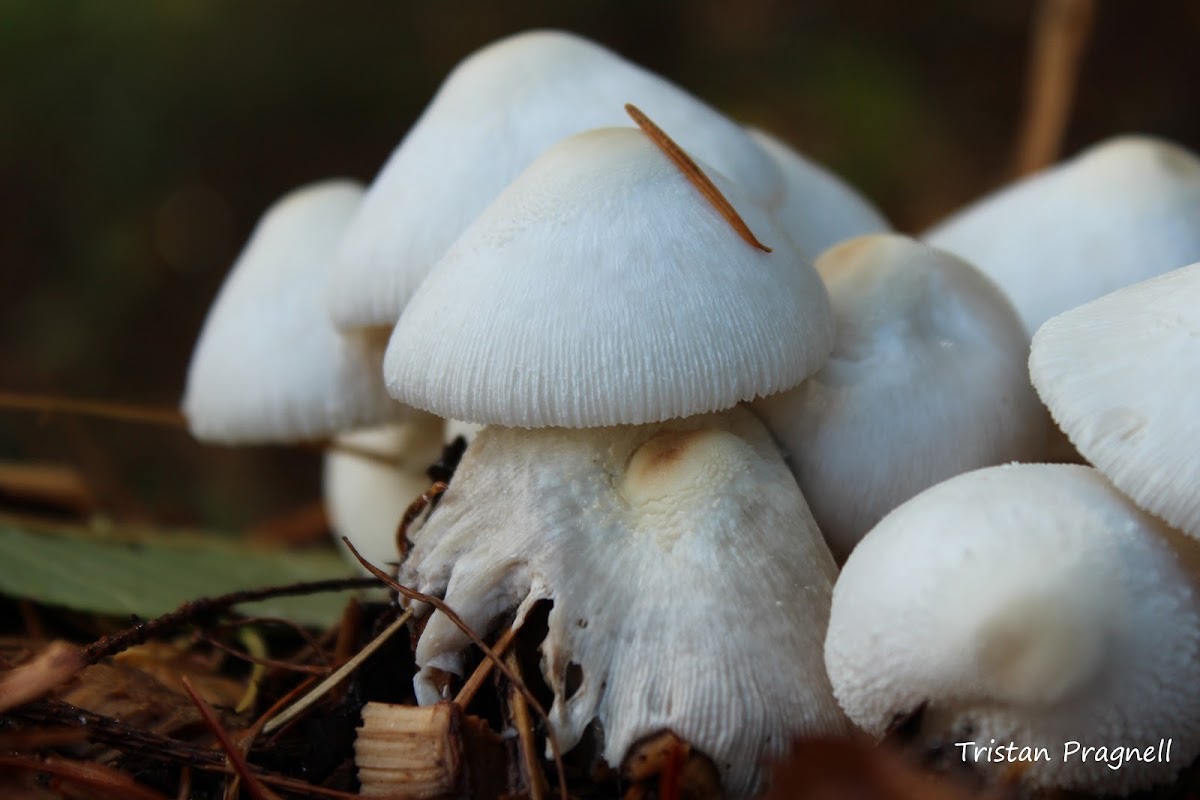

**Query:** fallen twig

left=181, top=675, right=280, bottom=800
left=1014, top=0, right=1095, bottom=175
left=261, top=608, right=413, bottom=735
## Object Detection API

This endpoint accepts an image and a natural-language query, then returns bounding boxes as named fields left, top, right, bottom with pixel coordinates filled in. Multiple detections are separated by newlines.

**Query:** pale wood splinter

left=625, top=103, right=772, bottom=253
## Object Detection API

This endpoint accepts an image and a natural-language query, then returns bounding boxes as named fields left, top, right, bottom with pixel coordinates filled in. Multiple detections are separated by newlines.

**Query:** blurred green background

left=2, top=0, right=1197, bottom=532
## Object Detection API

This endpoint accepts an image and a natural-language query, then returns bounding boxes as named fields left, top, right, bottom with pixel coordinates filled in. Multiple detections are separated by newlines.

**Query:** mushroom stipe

left=625, top=102, right=773, bottom=253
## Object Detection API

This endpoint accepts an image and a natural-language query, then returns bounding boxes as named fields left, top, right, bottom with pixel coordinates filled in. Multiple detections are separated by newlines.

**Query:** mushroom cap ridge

left=385, top=127, right=833, bottom=428
left=330, top=28, right=783, bottom=330
left=1029, top=262, right=1200, bottom=538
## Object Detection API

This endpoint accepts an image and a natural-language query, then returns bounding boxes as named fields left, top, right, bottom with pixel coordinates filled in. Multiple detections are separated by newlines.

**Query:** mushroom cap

left=1029, top=262, right=1200, bottom=538
left=401, top=406, right=847, bottom=798
left=825, top=463, right=1200, bottom=793
left=183, top=180, right=404, bottom=443
left=748, top=127, right=889, bottom=260
left=329, top=29, right=782, bottom=330
left=323, top=413, right=445, bottom=572
left=925, top=136, right=1200, bottom=335
left=753, top=235, right=1045, bottom=558
left=384, top=127, right=833, bottom=428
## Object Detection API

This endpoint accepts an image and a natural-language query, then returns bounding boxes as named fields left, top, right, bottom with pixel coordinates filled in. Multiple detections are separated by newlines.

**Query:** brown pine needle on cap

left=625, top=102, right=772, bottom=253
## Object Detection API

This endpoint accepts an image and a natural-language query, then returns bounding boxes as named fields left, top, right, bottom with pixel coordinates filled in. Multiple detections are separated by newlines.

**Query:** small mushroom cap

left=402, top=406, right=847, bottom=798
left=1029, top=262, right=1200, bottom=538
left=753, top=234, right=1045, bottom=558
left=826, top=463, right=1200, bottom=793
left=329, top=29, right=782, bottom=330
left=384, top=127, right=833, bottom=428
left=748, top=127, right=889, bottom=260
left=183, top=180, right=404, bottom=443
left=926, top=135, right=1200, bottom=334
left=323, top=413, right=444, bottom=572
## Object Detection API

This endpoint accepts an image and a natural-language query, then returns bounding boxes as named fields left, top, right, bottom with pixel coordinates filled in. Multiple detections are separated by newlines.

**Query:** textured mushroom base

left=401, top=406, right=848, bottom=798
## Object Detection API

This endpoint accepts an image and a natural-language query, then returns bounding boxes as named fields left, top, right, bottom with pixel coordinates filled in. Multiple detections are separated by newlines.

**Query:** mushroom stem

left=625, top=103, right=772, bottom=253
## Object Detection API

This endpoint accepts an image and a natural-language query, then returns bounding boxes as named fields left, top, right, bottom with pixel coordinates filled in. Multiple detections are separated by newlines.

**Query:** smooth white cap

left=926, top=136, right=1200, bottom=335
left=1030, top=262, right=1200, bottom=538
left=401, top=407, right=847, bottom=798
left=385, top=127, right=834, bottom=428
left=754, top=235, right=1045, bottom=558
left=329, top=29, right=782, bottom=330
left=323, top=413, right=445, bottom=572
left=183, top=180, right=402, bottom=443
left=826, top=463, right=1200, bottom=793
left=748, top=127, right=889, bottom=261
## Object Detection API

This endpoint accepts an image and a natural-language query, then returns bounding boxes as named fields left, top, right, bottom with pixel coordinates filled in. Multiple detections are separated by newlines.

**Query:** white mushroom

left=753, top=234, right=1045, bottom=558
left=1029, top=262, right=1200, bottom=538
left=330, top=29, right=783, bottom=331
left=825, top=463, right=1200, bottom=794
left=385, top=126, right=833, bottom=428
left=387, top=120, right=845, bottom=795
left=183, top=179, right=400, bottom=442
left=323, top=414, right=444, bottom=571
left=182, top=179, right=438, bottom=569
left=925, top=135, right=1200, bottom=335
left=748, top=127, right=890, bottom=259
left=405, top=408, right=847, bottom=799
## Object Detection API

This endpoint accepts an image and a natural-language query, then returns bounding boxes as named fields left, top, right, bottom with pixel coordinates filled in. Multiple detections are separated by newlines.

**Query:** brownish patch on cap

left=815, top=234, right=878, bottom=281
left=627, top=430, right=706, bottom=480
left=622, top=428, right=749, bottom=511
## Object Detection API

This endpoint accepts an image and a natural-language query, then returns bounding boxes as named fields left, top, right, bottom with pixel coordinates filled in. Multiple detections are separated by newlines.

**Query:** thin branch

left=244, top=674, right=320, bottom=750
left=0, top=754, right=169, bottom=800
left=261, top=608, right=413, bottom=735
left=0, top=391, right=187, bottom=427
left=454, top=623, right=520, bottom=708
left=625, top=103, right=772, bottom=253
left=181, top=675, right=281, bottom=800
left=0, top=577, right=377, bottom=713
left=1013, top=0, right=1095, bottom=175
left=193, top=633, right=329, bottom=676
left=3, top=699, right=360, bottom=799
left=7, top=699, right=227, bottom=768
left=82, top=577, right=379, bottom=664
left=508, top=650, right=548, bottom=800
left=210, top=616, right=330, bottom=666
left=0, top=390, right=398, bottom=465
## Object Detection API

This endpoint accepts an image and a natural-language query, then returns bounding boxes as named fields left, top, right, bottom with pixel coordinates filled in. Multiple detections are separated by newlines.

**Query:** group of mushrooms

left=181, top=30, right=1200, bottom=799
